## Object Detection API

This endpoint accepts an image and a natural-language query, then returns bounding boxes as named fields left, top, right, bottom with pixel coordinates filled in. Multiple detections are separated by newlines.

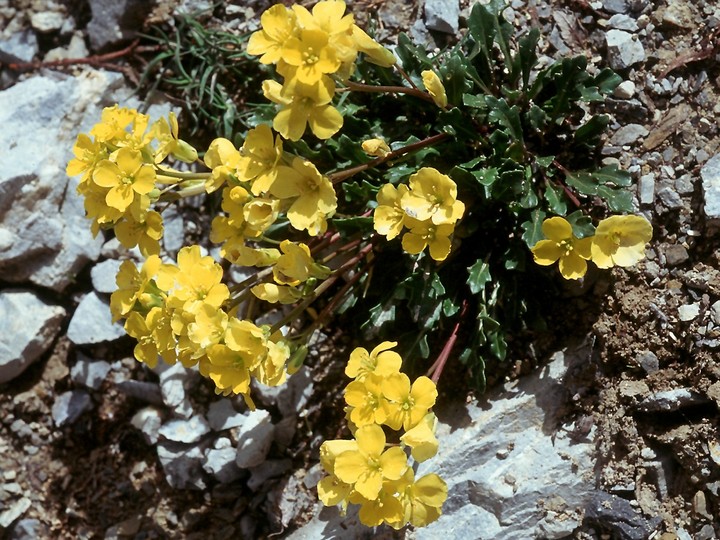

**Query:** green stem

left=328, top=132, right=451, bottom=184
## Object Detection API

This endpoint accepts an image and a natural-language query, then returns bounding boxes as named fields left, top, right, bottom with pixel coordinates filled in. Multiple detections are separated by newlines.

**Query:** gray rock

left=657, top=187, right=684, bottom=209
left=286, top=503, right=373, bottom=540
left=157, top=441, right=207, bottom=490
left=0, top=290, right=65, bottom=384
left=664, top=244, right=689, bottom=266
left=266, top=474, right=315, bottom=530
left=158, top=362, right=199, bottom=419
left=0, top=73, right=113, bottom=291
left=131, top=406, right=163, bottom=444
left=638, top=173, right=655, bottom=204
left=207, top=399, right=245, bottom=431
left=70, top=353, right=111, bottom=390
left=52, top=390, right=93, bottom=427
left=710, top=300, right=720, bottom=325
left=424, top=0, right=459, bottom=34
left=636, top=388, right=709, bottom=412
left=248, top=459, right=293, bottom=492
left=203, top=438, right=243, bottom=483
left=0, top=30, right=38, bottom=63
left=678, top=303, right=700, bottom=322
left=607, top=14, right=638, bottom=31
left=601, top=0, right=629, bottom=14
left=0, top=497, right=31, bottom=528
left=10, top=518, right=47, bottom=540
left=235, top=409, right=274, bottom=469
left=67, top=292, right=126, bottom=345
left=662, top=3, right=696, bottom=28
left=30, top=11, right=65, bottom=32
left=91, top=259, right=123, bottom=294
left=159, top=415, right=211, bottom=444
left=611, top=123, right=648, bottom=145
left=277, top=367, right=314, bottom=418
left=674, top=174, right=694, bottom=195
left=635, top=351, right=659, bottom=374
left=410, top=343, right=597, bottom=540
left=162, top=206, right=185, bottom=254
left=115, top=380, right=163, bottom=405
left=700, top=154, right=720, bottom=219
left=606, top=30, right=645, bottom=69
left=274, top=415, right=297, bottom=447
left=613, top=80, right=636, bottom=99
left=87, top=0, right=154, bottom=50
left=584, top=491, right=660, bottom=540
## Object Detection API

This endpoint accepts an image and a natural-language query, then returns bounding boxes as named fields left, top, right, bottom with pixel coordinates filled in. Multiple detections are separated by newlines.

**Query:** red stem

left=428, top=299, right=469, bottom=384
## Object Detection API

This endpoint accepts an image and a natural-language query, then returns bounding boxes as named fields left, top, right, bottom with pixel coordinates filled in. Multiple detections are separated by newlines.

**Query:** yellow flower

left=351, top=25, right=396, bottom=67
left=361, top=138, right=391, bottom=157
left=203, top=137, right=241, bottom=193
left=273, top=240, right=330, bottom=286
left=317, top=439, right=357, bottom=506
left=531, top=217, right=593, bottom=280
left=164, top=245, right=229, bottom=314
left=401, top=167, right=465, bottom=225
left=421, top=70, right=448, bottom=108
left=114, top=210, right=164, bottom=256
left=237, top=124, right=283, bottom=195
left=187, top=303, right=228, bottom=351
left=110, top=255, right=164, bottom=321
left=251, top=283, right=303, bottom=304
left=66, top=133, right=107, bottom=182
left=400, top=413, right=439, bottom=462
left=591, top=215, right=653, bottom=269
left=282, top=29, right=341, bottom=85
left=393, top=469, right=447, bottom=528
left=373, top=183, right=409, bottom=240
left=247, top=4, right=298, bottom=64
left=124, top=311, right=161, bottom=368
left=382, top=373, right=438, bottom=431
left=344, top=373, right=388, bottom=427
left=334, top=424, right=409, bottom=500
left=263, top=78, right=343, bottom=141
left=253, top=335, right=290, bottom=387
left=350, top=486, right=405, bottom=528
left=200, top=319, right=266, bottom=395
left=270, top=157, right=337, bottom=235
left=401, top=218, right=455, bottom=261
left=151, top=112, right=198, bottom=163
left=345, top=341, right=402, bottom=381
left=92, top=148, right=156, bottom=212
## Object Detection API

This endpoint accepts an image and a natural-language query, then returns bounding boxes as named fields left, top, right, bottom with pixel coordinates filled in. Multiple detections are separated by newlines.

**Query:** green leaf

left=486, top=96, right=524, bottom=143
left=566, top=210, right=595, bottom=238
left=564, top=170, right=598, bottom=196
left=440, top=54, right=470, bottom=106
left=442, top=298, right=460, bottom=317
left=591, top=164, right=632, bottom=187
left=592, top=67, right=623, bottom=94
left=331, top=216, right=373, bottom=236
left=521, top=208, right=547, bottom=247
left=535, top=155, right=555, bottom=169
left=463, top=93, right=487, bottom=108
left=467, top=259, right=491, bottom=295
left=544, top=183, right=568, bottom=215
left=471, top=167, right=499, bottom=187
left=574, top=115, right=610, bottom=146
left=597, top=185, right=634, bottom=212
left=418, top=334, right=430, bottom=358
left=517, top=28, right=540, bottom=89
left=526, top=105, right=547, bottom=132
left=489, top=329, right=507, bottom=360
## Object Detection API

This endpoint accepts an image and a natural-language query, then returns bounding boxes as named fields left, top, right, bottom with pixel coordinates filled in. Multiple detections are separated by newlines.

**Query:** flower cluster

left=66, top=106, right=197, bottom=256
left=246, top=0, right=395, bottom=140
left=374, top=167, right=465, bottom=261
left=317, top=342, right=448, bottom=528
left=531, top=215, right=653, bottom=280
left=110, top=245, right=291, bottom=406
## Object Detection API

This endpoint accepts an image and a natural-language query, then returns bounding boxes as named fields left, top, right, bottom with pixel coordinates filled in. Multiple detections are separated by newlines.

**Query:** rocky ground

left=1, top=0, right=720, bottom=539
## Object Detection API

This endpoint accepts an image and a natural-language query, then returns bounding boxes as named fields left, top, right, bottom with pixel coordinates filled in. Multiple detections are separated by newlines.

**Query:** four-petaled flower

left=591, top=215, right=652, bottom=268
left=531, top=216, right=592, bottom=280
left=334, top=424, right=409, bottom=500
